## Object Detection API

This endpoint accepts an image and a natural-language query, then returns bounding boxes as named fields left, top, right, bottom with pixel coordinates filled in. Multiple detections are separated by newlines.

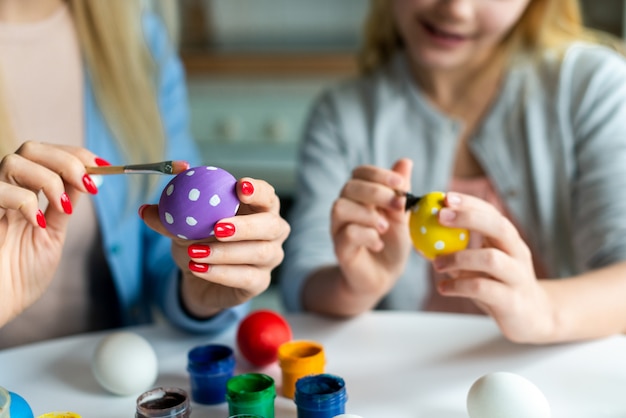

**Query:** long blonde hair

left=359, top=0, right=625, bottom=74
left=0, top=0, right=166, bottom=170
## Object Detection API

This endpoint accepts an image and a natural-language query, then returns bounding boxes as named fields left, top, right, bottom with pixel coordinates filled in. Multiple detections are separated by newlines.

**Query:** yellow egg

left=409, top=191, right=469, bottom=260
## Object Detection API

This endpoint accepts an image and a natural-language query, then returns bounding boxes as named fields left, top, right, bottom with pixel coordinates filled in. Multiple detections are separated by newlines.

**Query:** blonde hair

left=359, top=0, right=625, bottom=74
left=0, top=0, right=167, bottom=176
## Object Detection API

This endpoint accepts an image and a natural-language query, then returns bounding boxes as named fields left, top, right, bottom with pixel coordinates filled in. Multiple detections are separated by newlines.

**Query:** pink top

left=0, top=4, right=102, bottom=348
left=423, top=176, right=547, bottom=314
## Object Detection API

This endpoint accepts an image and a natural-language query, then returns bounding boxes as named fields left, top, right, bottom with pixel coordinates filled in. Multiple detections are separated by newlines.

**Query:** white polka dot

left=165, top=212, right=174, bottom=224
left=460, top=233, right=466, bottom=241
left=186, top=170, right=195, bottom=176
left=186, top=216, right=198, bottom=226
left=209, top=194, right=221, bottom=206
left=420, top=226, right=427, bottom=234
left=434, top=241, right=445, bottom=250
left=177, top=234, right=187, bottom=239
left=206, top=166, right=218, bottom=170
left=431, top=207, right=439, bottom=215
left=188, top=188, right=200, bottom=201
left=166, top=184, right=174, bottom=196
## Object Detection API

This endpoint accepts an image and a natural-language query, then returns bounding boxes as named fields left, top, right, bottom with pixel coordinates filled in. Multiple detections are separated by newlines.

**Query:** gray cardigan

left=280, top=43, right=626, bottom=312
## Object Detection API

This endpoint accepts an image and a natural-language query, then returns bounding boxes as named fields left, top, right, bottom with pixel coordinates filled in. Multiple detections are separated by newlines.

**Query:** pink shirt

left=0, top=4, right=102, bottom=348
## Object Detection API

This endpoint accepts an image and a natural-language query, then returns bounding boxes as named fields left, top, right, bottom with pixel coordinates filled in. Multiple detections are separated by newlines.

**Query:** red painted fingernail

left=241, top=181, right=254, bottom=196
left=36, top=210, right=46, bottom=229
left=94, top=157, right=111, bottom=167
left=82, top=174, right=98, bottom=195
left=188, top=261, right=209, bottom=273
left=60, top=192, right=72, bottom=215
left=188, top=244, right=211, bottom=258
left=138, top=204, right=149, bottom=219
left=214, top=222, right=235, bottom=238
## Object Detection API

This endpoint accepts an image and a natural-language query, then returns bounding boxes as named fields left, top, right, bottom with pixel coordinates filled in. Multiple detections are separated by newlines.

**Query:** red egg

left=237, top=310, right=292, bottom=367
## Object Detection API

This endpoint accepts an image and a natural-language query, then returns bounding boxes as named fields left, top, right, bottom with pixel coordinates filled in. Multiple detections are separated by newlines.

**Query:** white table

left=1, top=311, right=626, bottom=417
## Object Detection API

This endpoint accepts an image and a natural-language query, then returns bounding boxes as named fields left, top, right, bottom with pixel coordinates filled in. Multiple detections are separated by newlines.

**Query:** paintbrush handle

left=85, top=160, right=187, bottom=175
left=395, top=190, right=422, bottom=211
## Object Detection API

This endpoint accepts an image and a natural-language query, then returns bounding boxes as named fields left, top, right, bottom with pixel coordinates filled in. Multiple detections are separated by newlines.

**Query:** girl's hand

left=432, top=192, right=555, bottom=343
left=330, top=158, right=413, bottom=302
left=142, top=177, right=290, bottom=318
left=0, top=142, right=100, bottom=326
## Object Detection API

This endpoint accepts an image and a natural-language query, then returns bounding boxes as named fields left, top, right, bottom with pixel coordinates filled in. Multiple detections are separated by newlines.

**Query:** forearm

left=302, top=266, right=385, bottom=317
left=541, top=261, right=626, bottom=342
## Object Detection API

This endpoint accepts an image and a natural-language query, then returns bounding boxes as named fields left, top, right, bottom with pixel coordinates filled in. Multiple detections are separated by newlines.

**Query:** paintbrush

left=395, top=190, right=422, bottom=211
left=85, top=160, right=190, bottom=175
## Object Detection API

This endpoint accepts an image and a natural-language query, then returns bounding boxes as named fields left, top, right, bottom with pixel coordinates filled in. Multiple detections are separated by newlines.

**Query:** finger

left=14, top=141, right=100, bottom=193
left=236, top=177, right=280, bottom=214
left=187, top=263, right=271, bottom=296
left=334, top=223, right=384, bottom=263
left=331, top=197, right=389, bottom=236
left=438, top=275, right=510, bottom=308
left=188, top=240, right=284, bottom=268
left=439, top=192, right=528, bottom=258
left=213, top=211, right=289, bottom=242
left=0, top=155, right=77, bottom=226
left=340, top=178, right=405, bottom=211
left=435, top=247, right=525, bottom=285
left=0, top=182, right=42, bottom=227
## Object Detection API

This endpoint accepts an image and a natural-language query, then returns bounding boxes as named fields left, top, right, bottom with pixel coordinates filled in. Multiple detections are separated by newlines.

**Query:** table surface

left=1, top=311, right=626, bottom=418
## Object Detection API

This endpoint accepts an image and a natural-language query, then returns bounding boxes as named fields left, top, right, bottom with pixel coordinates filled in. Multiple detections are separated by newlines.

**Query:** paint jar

left=278, top=340, right=325, bottom=399
left=135, top=387, right=191, bottom=418
left=228, top=415, right=264, bottom=418
left=226, top=373, right=276, bottom=418
left=294, top=374, right=347, bottom=418
left=0, top=387, right=10, bottom=418
left=8, top=391, right=34, bottom=418
left=187, top=343, right=235, bottom=404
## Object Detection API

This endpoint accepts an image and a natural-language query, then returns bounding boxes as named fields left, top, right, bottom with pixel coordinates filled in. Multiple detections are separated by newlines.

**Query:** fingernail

left=82, top=174, right=98, bottom=195
left=439, top=208, right=457, bottom=223
left=60, top=192, right=72, bottom=215
left=241, top=180, right=254, bottom=196
left=138, top=204, right=149, bottom=219
left=378, top=216, right=389, bottom=232
left=36, top=210, right=46, bottom=229
left=214, top=222, right=235, bottom=238
left=446, top=192, right=461, bottom=206
left=94, top=157, right=111, bottom=167
left=188, top=261, right=209, bottom=273
left=188, top=244, right=211, bottom=258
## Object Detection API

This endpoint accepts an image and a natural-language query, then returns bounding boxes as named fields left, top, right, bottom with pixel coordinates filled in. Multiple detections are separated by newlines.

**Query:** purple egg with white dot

left=158, top=166, right=240, bottom=240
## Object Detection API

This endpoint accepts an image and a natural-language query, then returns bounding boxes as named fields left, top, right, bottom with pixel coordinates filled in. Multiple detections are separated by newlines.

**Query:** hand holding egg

left=408, top=191, right=469, bottom=259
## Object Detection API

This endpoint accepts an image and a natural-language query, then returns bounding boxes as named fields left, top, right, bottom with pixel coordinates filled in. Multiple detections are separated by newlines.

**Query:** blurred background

left=152, top=0, right=626, bottom=311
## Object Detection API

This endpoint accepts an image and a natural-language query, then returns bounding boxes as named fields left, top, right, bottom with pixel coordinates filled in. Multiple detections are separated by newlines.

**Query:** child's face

left=392, top=0, right=531, bottom=72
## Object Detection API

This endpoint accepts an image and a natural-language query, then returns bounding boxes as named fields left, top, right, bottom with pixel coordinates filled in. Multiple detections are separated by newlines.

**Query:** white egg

left=467, top=371, right=551, bottom=418
left=92, top=331, right=158, bottom=396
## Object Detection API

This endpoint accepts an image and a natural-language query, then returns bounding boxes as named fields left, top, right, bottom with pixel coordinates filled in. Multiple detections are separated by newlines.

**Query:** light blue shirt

left=281, top=43, right=626, bottom=312
left=86, top=14, right=247, bottom=333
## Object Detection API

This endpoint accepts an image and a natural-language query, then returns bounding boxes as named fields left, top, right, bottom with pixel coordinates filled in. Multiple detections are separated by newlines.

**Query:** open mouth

left=421, top=21, right=468, bottom=42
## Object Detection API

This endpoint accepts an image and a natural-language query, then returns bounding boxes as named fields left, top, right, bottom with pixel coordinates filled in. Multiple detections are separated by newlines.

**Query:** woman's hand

left=432, top=192, right=555, bottom=343
left=329, top=158, right=413, bottom=305
left=0, top=142, right=100, bottom=326
left=142, top=177, right=290, bottom=318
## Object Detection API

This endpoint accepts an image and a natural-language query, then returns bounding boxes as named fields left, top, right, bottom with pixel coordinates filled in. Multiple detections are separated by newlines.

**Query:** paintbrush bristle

left=171, top=160, right=190, bottom=174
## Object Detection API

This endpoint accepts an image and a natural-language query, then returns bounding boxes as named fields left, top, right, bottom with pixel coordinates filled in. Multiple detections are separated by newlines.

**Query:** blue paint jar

left=187, top=344, right=236, bottom=404
left=294, top=374, right=347, bottom=418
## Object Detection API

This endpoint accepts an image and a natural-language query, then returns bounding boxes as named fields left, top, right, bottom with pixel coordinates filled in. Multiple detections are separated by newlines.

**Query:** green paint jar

left=226, top=373, right=275, bottom=418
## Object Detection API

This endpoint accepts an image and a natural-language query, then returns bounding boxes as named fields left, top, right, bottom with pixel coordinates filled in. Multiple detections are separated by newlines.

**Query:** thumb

left=391, top=158, right=413, bottom=192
